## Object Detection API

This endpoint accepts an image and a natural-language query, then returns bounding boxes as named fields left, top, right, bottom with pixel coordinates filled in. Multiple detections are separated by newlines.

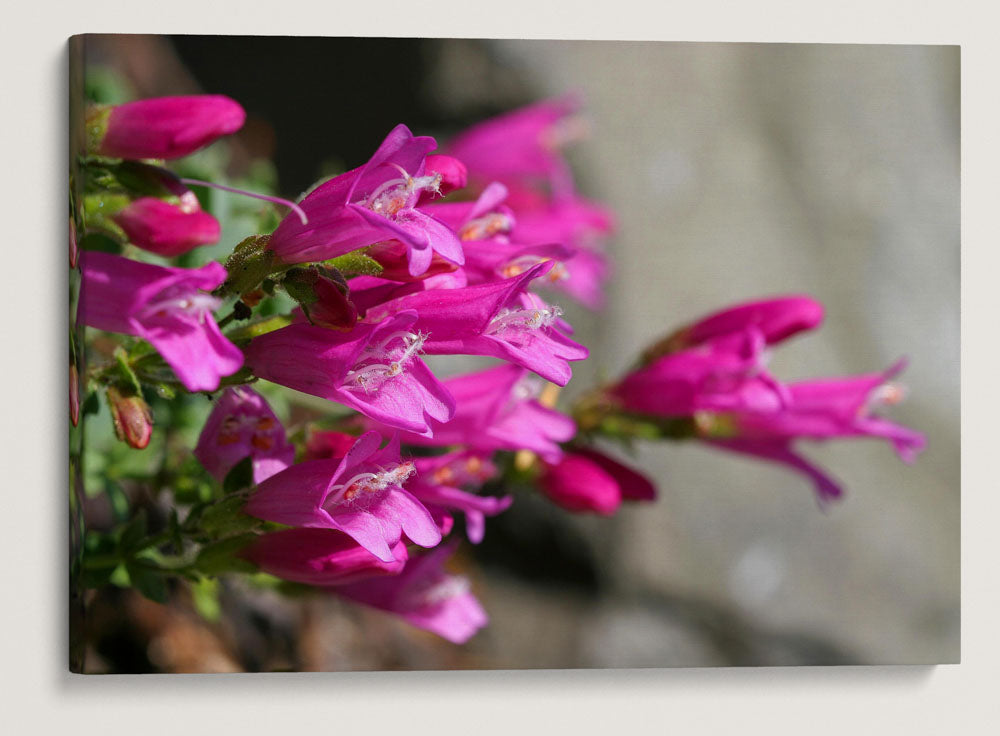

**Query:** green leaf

left=198, top=495, right=260, bottom=538
left=118, top=509, right=148, bottom=554
left=194, top=534, right=258, bottom=576
left=191, top=577, right=222, bottom=622
left=129, top=564, right=168, bottom=604
left=222, top=456, right=254, bottom=495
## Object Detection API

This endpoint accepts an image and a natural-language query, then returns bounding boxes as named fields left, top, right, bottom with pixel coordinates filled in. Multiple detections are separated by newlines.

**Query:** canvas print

left=68, top=36, right=959, bottom=672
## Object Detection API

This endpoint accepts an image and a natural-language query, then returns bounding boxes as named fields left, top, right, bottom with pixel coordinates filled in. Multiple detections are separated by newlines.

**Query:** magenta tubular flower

left=78, top=252, right=243, bottom=392
left=267, top=124, right=463, bottom=276
left=698, top=360, right=926, bottom=503
left=246, top=431, right=441, bottom=562
left=504, top=188, right=614, bottom=308
left=335, top=542, right=488, bottom=644
left=611, top=329, right=788, bottom=417
left=410, top=453, right=511, bottom=544
left=244, top=311, right=454, bottom=435
left=194, top=387, right=295, bottom=485
left=539, top=448, right=656, bottom=515
left=242, top=528, right=408, bottom=586
left=369, top=364, right=576, bottom=463
left=92, top=95, right=246, bottom=160
left=113, top=197, right=221, bottom=257
left=447, top=96, right=582, bottom=193
left=364, top=262, right=588, bottom=386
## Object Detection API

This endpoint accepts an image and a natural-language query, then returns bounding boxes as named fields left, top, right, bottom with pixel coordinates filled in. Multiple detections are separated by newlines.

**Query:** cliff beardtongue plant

left=72, top=92, right=929, bottom=654
left=246, top=431, right=441, bottom=562
left=642, top=295, right=825, bottom=364
left=113, top=197, right=221, bottom=257
left=267, top=124, right=463, bottom=275
left=78, top=251, right=243, bottom=392
left=370, top=363, right=576, bottom=463
left=596, top=295, right=923, bottom=503
left=242, top=528, right=409, bottom=586
left=334, top=542, right=488, bottom=644
left=363, top=261, right=588, bottom=386
left=243, top=311, right=454, bottom=435
left=88, top=95, right=246, bottom=160
left=194, top=386, right=295, bottom=485
left=539, top=449, right=656, bottom=516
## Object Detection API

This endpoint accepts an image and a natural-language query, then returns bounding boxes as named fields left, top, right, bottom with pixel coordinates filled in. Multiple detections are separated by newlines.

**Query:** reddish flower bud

left=113, top=197, right=221, bottom=257
left=538, top=449, right=657, bottom=515
left=106, top=385, right=153, bottom=450
left=91, top=95, right=246, bottom=160
left=538, top=452, right=622, bottom=515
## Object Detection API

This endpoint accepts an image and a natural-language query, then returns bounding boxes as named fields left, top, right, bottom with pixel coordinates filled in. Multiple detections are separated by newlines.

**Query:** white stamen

left=327, top=462, right=416, bottom=506
left=486, top=305, right=563, bottom=335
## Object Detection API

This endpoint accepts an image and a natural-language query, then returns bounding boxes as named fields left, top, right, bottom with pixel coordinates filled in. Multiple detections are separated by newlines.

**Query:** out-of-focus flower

left=447, top=96, right=582, bottom=193
left=245, top=431, right=441, bottom=562
left=244, top=311, right=454, bottom=435
left=242, top=528, right=408, bottom=586
left=113, top=197, right=221, bottom=257
left=370, top=364, right=575, bottom=463
left=106, top=385, right=154, bottom=450
left=268, top=125, right=463, bottom=276
left=194, top=387, right=295, bottom=485
left=89, top=95, right=246, bottom=160
left=78, top=252, right=243, bottom=392
left=539, top=448, right=656, bottom=515
left=363, top=262, right=588, bottom=386
left=335, top=542, right=488, bottom=644
left=410, top=453, right=511, bottom=544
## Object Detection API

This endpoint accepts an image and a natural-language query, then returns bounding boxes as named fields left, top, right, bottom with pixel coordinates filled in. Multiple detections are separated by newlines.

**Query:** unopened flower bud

left=89, top=95, right=246, bottom=160
left=107, top=385, right=153, bottom=450
left=113, top=197, right=221, bottom=257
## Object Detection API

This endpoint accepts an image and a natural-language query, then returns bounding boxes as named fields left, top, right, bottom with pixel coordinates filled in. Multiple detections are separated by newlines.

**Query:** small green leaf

left=191, top=577, right=222, bottom=622
left=222, top=456, right=254, bottom=495
left=194, top=534, right=258, bottom=576
left=118, top=509, right=148, bottom=553
left=129, top=564, right=168, bottom=604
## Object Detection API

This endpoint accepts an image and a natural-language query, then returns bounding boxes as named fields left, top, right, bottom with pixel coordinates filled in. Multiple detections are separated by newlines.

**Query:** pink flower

left=242, top=528, right=408, bottom=586
left=244, top=311, right=454, bottom=435
left=447, top=96, right=582, bottom=193
left=92, top=95, right=246, bottom=160
left=410, top=453, right=512, bottom=543
left=539, top=448, right=656, bottom=515
left=267, top=125, right=463, bottom=276
left=700, top=360, right=926, bottom=503
left=611, top=328, right=788, bottom=417
left=113, top=197, right=221, bottom=257
left=369, top=364, right=575, bottom=463
left=363, top=262, right=588, bottom=386
left=246, top=431, right=442, bottom=562
left=335, top=542, right=488, bottom=644
left=194, top=387, right=295, bottom=485
left=78, top=252, right=243, bottom=392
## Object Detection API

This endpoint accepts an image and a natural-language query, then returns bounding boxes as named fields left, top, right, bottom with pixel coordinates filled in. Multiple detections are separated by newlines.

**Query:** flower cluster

left=588, top=296, right=926, bottom=504
left=73, top=92, right=924, bottom=648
